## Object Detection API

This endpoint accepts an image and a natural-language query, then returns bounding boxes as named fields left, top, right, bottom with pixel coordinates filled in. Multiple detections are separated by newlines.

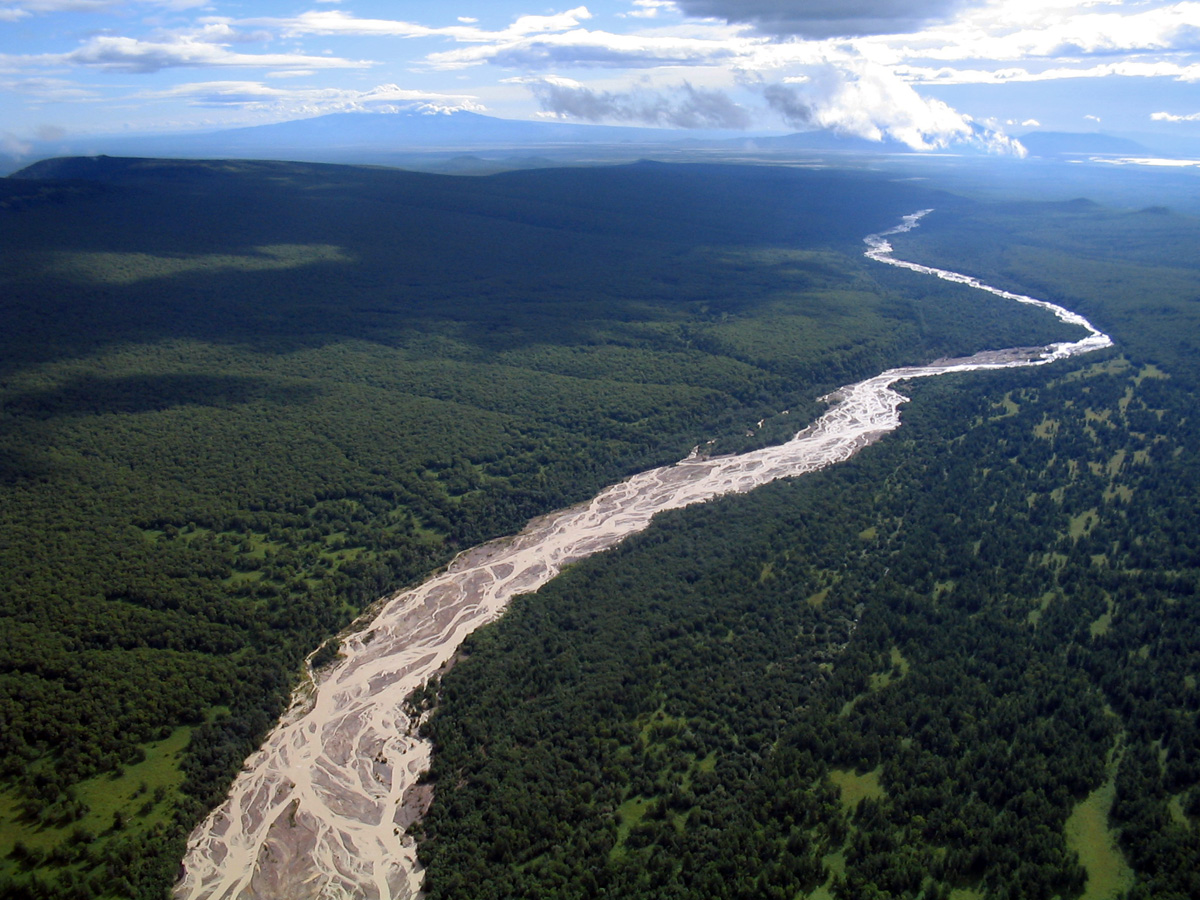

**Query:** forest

left=416, top=191, right=1200, bottom=900
left=0, top=156, right=1077, bottom=899
left=1, top=154, right=1198, bottom=899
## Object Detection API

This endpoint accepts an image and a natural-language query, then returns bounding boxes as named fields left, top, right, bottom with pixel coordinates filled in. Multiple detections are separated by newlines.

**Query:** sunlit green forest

left=0, top=156, right=1090, bottom=899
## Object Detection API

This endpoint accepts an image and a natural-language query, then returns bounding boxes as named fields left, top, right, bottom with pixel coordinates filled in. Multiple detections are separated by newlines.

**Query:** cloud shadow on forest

left=3, top=373, right=323, bottom=422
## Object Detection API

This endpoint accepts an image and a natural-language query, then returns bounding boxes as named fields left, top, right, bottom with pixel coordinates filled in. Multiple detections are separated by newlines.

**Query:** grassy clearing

left=1027, top=590, right=1057, bottom=626
left=1052, top=356, right=1131, bottom=386
left=809, top=847, right=846, bottom=900
left=991, top=393, right=1020, bottom=419
left=829, top=767, right=885, bottom=811
left=1034, top=415, right=1059, bottom=439
left=1064, top=740, right=1134, bottom=900
left=1134, top=363, right=1169, bottom=385
left=1106, top=449, right=1126, bottom=478
left=1069, top=509, right=1100, bottom=540
left=869, top=647, right=910, bottom=691
left=611, top=795, right=654, bottom=859
left=1090, top=594, right=1116, bottom=638
left=842, top=648, right=909, bottom=714
left=74, top=726, right=191, bottom=834
left=806, top=588, right=830, bottom=609
left=1168, top=794, right=1192, bottom=829
left=1104, top=484, right=1134, bottom=503
left=0, top=726, right=191, bottom=886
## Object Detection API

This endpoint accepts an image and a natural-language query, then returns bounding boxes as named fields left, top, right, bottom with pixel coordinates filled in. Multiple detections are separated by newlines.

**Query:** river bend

left=174, top=211, right=1113, bottom=900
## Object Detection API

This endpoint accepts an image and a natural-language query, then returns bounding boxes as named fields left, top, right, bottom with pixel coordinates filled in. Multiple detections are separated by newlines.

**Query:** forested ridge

left=0, top=158, right=1081, bottom=898
left=415, top=201, right=1200, bottom=899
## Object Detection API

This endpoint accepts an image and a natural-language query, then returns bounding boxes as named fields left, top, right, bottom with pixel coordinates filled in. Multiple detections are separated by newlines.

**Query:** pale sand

left=173, top=212, right=1112, bottom=900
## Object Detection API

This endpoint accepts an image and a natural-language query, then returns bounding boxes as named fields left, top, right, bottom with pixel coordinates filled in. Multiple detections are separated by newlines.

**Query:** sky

left=3, top=0, right=1200, bottom=155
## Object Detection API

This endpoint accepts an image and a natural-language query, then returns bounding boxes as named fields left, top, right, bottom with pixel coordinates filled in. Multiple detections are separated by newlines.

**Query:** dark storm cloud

left=674, top=0, right=977, bottom=39
left=761, top=82, right=814, bottom=126
left=529, top=79, right=752, bottom=129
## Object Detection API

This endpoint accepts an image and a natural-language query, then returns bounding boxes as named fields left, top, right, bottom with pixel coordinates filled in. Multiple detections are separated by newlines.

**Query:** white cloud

left=139, top=80, right=482, bottom=114
left=862, top=1, right=1200, bottom=63
left=761, top=59, right=1025, bottom=154
left=624, top=1, right=678, bottom=18
left=0, top=0, right=206, bottom=15
left=6, top=0, right=1197, bottom=142
left=894, top=59, right=1200, bottom=83
left=253, top=7, right=755, bottom=73
left=1092, top=155, right=1200, bottom=167
left=45, top=35, right=373, bottom=73
left=425, top=27, right=749, bottom=70
left=0, top=76, right=99, bottom=100
left=1152, top=109, right=1200, bottom=121
left=264, top=7, right=594, bottom=42
left=1, top=131, right=33, bottom=155
left=1085, top=113, right=1102, bottom=121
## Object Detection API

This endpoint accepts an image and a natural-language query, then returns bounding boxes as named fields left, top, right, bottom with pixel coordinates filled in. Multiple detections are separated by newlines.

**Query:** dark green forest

left=1, top=156, right=1197, bottom=899
left=0, top=157, right=1080, bottom=899
left=416, top=196, right=1200, bottom=900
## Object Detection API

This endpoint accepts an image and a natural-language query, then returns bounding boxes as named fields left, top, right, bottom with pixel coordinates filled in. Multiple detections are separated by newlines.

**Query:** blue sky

left=3, top=0, right=1200, bottom=154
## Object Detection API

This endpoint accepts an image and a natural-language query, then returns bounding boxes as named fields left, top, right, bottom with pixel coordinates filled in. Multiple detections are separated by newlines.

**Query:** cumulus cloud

left=523, top=75, right=752, bottom=128
left=0, top=0, right=206, bottom=16
left=0, top=75, right=99, bottom=100
left=1152, top=109, right=1200, bottom=121
left=428, top=28, right=744, bottom=69
left=264, top=7, right=594, bottom=42
left=251, top=7, right=751, bottom=71
left=760, top=61, right=1024, bottom=154
left=673, top=0, right=981, bottom=38
left=1, top=131, right=33, bottom=155
left=50, top=35, right=371, bottom=73
left=894, top=59, right=1200, bottom=84
left=866, top=2, right=1200, bottom=63
left=623, top=0, right=678, bottom=18
left=141, top=80, right=481, bottom=114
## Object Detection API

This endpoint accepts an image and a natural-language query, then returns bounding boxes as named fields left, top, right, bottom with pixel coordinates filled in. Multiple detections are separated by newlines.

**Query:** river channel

left=174, top=211, right=1113, bottom=900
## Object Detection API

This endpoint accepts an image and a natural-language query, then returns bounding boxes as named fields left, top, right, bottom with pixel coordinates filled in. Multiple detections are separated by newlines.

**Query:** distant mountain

left=720, top=122, right=1028, bottom=156
left=1107, top=131, right=1200, bottom=158
left=0, top=108, right=1060, bottom=176
left=11, top=110, right=762, bottom=170
left=1017, top=131, right=1150, bottom=157
left=211, top=109, right=714, bottom=148
left=737, top=130, right=914, bottom=153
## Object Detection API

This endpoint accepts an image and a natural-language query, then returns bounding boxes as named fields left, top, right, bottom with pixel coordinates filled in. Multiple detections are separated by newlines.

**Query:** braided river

left=174, top=211, right=1112, bottom=900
